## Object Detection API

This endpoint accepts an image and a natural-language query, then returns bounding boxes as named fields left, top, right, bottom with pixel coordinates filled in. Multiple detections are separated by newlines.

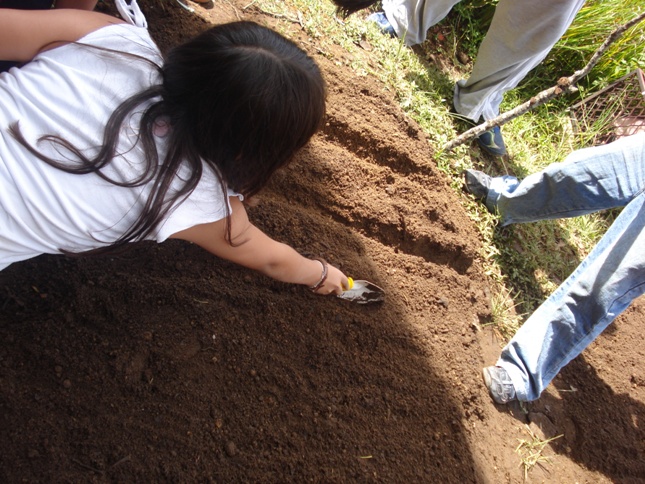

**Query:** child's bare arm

left=0, top=9, right=123, bottom=62
left=170, top=197, right=349, bottom=295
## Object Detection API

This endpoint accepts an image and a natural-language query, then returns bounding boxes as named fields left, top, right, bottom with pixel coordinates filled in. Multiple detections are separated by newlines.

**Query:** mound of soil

left=1, top=1, right=644, bottom=482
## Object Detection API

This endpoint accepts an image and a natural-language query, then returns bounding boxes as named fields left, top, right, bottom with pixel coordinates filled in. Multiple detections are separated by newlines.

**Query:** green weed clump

left=550, top=0, right=645, bottom=90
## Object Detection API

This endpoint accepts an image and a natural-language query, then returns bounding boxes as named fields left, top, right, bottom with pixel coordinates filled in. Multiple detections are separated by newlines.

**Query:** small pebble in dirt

left=62, top=379, right=72, bottom=389
left=225, top=441, right=237, bottom=457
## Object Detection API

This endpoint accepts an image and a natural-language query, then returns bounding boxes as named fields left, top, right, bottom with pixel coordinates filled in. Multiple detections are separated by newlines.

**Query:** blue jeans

left=486, top=133, right=645, bottom=401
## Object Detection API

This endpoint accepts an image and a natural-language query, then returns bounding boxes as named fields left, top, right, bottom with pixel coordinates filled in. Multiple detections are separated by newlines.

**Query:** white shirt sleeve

left=152, top=166, right=244, bottom=242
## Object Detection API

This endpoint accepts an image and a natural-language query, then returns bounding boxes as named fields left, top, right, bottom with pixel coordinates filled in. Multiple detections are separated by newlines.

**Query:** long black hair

left=11, top=21, right=326, bottom=253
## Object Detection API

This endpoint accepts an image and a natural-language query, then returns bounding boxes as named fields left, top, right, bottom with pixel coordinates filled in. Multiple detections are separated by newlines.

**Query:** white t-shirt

left=0, top=24, right=238, bottom=271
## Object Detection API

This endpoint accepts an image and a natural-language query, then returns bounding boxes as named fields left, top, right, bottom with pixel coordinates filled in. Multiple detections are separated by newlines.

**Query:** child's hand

left=310, top=261, right=349, bottom=296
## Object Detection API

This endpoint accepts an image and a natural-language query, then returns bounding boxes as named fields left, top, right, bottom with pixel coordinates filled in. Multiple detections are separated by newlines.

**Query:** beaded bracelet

left=309, top=258, right=329, bottom=292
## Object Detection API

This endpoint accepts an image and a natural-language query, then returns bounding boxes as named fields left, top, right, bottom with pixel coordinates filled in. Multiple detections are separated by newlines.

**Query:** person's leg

left=382, top=0, right=461, bottom=46
left=496, top=189, right=645, bottom=401
left=486, top=134, right=645, bottom=226
left=453, top=0, right=585, bottom=123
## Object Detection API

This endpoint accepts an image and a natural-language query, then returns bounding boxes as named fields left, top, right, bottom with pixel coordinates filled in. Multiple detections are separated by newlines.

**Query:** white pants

left=382, top=0, right=585, bottom=121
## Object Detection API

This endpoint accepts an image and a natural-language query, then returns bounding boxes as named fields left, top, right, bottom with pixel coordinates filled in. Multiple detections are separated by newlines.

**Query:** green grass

left=256, top=0, right=645, bottom=340
left=531, top=0, right=645, bottom=97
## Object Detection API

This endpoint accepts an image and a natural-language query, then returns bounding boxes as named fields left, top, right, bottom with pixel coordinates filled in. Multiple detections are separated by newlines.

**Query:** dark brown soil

left=1, top=1, right=644, bottom=482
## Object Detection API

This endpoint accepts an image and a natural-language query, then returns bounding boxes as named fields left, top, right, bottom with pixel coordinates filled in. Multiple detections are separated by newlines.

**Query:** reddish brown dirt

left=1, top=1, right=644, bottom=482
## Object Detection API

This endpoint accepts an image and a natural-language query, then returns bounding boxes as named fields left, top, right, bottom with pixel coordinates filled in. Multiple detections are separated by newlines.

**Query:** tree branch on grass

left=442, top=11, right=645, bottom=153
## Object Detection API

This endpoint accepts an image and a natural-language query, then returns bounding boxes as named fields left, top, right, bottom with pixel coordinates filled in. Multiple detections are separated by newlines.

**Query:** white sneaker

left=483, top=366, right=517, bottom=404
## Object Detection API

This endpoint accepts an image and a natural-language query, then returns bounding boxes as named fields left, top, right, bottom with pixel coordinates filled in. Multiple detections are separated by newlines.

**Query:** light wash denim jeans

left=485, top=133, right=645, bottom=401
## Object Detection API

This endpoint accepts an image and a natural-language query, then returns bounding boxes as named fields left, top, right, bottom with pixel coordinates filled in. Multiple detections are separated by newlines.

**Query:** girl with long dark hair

left=0, top=9, right=348, bottom=295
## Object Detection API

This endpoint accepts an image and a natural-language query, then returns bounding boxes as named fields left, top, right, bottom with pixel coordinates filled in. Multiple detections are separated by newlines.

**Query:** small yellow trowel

left=337, top=277, right=385, bottom=304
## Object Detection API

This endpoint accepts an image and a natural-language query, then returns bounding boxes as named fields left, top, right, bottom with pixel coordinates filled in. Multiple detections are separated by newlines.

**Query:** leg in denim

left=498, top=192, right=645, bottom=401
left=486, top=134, right=645, bottom=226
left=486, top=134, right=645, bottom=401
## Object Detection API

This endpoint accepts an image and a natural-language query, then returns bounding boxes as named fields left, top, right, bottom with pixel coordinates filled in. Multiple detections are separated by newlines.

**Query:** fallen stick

left=442, top=11, right=645, bottom=153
